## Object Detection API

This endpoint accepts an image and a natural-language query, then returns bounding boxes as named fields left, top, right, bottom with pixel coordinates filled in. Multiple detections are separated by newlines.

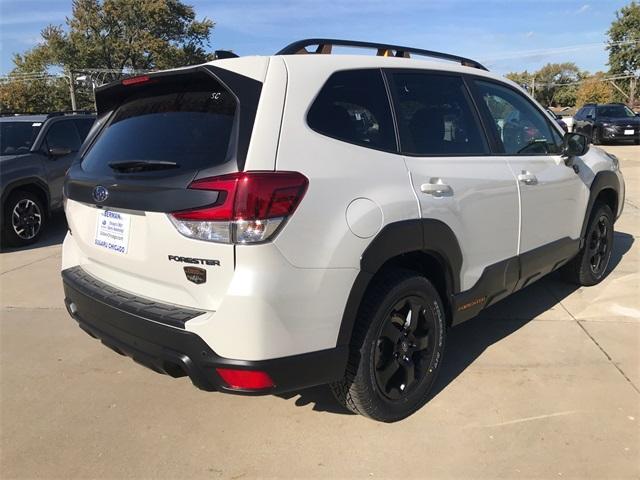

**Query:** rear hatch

left=64, top=64, right=263, bottom=311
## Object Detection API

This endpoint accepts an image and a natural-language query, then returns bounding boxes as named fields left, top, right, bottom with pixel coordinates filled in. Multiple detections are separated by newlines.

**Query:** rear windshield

left=0, top=121, right=42, bottom=156
left=82, top=80, right=236, bottom=175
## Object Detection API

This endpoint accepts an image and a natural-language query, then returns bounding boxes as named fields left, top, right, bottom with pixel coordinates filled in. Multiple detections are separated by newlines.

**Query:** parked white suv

left=62, top=39, right=625, bottom=422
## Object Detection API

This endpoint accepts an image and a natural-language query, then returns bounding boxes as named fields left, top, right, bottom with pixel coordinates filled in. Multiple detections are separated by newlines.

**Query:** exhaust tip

left=65, top=299, right=78, bottom=316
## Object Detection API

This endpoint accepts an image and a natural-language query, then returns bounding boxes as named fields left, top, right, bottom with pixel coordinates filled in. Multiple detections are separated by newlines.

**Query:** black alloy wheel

left=374, top=296, right=435, bottom=400
left=588, top=214, right=611, bottom=278
left=331, top=270, right=446, bottom=422
left=561, top=202, right=614, bottom=286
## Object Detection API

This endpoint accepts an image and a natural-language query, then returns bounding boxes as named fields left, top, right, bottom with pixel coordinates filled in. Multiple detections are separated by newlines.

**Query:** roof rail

left=275, top=38, right=488, bottom=71
left=0, top=110, right=92, bottom=117
left=47, top=110, right=95, bottom=117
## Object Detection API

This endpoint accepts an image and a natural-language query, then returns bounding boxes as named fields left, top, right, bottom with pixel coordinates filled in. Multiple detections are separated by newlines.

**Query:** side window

left=45, top=121, right=81, bottom=152
left=74, top=118, right=95, bottom=141
left=474, top=80, right=563, bottom=155
left=389, top=72, right=487, bottom=155
left=307, top=69, right=396, bottom=151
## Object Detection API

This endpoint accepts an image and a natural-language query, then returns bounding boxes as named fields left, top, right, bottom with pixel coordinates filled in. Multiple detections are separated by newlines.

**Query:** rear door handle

left=517, top=171, right=538, bottom=186
left=420, top=179, right=453, bottom=197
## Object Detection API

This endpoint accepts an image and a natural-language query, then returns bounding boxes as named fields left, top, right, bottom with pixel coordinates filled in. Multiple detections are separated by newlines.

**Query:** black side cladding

left=337, top=220, right=583, bottom=345
left=337, top=219, right=462, bottom=346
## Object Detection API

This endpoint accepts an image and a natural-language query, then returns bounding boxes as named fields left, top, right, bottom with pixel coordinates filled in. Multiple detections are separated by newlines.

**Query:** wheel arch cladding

left=581, top=171, right=620, bottom=240
left=2, top=179, right=51, bottom=216
left=337, top=219, right=463, bottom=346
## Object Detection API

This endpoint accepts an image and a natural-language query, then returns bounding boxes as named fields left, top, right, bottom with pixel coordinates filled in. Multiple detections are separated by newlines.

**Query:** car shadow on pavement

left=277, top=231, right=634, bottom=416
left=0, top=212, right=67, bottom=253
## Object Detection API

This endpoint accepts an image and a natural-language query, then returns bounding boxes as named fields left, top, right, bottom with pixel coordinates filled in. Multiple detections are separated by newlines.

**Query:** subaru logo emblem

left=92, top=185, right=109, bottom=203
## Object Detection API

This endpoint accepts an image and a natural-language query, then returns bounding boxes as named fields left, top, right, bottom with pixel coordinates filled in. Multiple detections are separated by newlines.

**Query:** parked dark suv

left=0, top=112, right=96, bottom=247
left=573, top=102, right=640, bottom=145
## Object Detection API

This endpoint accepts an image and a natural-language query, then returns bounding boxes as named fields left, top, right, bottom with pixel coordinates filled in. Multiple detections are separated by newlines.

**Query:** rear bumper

left=62, top=266, right=348, bottom=394
left=601, top=127, right=639, bottom=142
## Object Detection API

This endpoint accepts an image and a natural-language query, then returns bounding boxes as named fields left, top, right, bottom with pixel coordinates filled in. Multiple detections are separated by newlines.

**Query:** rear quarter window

left=307, top=69, right=396, bottom=151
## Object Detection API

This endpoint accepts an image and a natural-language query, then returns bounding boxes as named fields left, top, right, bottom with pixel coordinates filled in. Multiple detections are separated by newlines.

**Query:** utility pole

left=531, top=76, right=536, bottom=99
left=67, top=70, right=77, bottom=111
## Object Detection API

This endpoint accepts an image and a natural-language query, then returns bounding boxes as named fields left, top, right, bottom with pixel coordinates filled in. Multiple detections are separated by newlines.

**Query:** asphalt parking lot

left=1, top=144, right=639, bottom=479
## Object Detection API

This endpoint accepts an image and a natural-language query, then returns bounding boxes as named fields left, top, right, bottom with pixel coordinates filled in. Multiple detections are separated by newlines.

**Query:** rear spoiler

left=95, top=65, right=206, bottom=114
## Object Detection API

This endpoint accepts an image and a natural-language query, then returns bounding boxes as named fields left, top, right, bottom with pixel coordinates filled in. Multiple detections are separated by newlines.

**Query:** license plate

left=624, top=129, right=634, bottom=135
left=94, top=210, right=131, bottom=254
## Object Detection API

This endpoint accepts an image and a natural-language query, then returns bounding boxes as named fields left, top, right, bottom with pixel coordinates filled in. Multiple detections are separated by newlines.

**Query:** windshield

left=82, top=79, right=236, bottom=176
left=0, top=121, right=42, bottom=155
left=596, top=105, right=636, bottom=118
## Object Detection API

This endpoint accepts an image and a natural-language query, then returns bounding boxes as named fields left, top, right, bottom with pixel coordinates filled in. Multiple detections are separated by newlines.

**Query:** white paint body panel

left=404, top=157, right=519, bottom=290
left=243, top=57, right=287, bottom=171
left=64, top=200, right=236, bottom=311
left=272, top=57, right=418, bottom=269
left=507, top=154, right=587, bottom=253
left=61, top=54, right=624, bottom=362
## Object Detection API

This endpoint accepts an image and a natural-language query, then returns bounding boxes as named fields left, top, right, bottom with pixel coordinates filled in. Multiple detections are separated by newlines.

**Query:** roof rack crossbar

left=276, top=38, right=488, bottom=71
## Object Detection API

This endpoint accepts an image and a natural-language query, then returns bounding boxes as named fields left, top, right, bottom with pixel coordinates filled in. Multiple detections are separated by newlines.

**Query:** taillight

left=168, top=171, right=308, bottom=244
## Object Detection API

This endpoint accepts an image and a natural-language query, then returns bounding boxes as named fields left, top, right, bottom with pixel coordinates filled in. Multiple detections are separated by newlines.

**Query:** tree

left=0, top=0, right=214, bottom=112
left=0, top=47, right=75, bottom=112
left=531, top=63, right=584, bottom=107
left=506, top=63, right=586, bottom=107
left=506, top=70, right=533, bottom=90
left=575, top=74, right=615, bottom=106
left=607, top=1, right=640, bottom=75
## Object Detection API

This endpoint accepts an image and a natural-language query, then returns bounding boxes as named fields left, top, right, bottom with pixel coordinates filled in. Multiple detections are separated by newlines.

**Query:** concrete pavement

left=1, top=145, right=639, bottom=479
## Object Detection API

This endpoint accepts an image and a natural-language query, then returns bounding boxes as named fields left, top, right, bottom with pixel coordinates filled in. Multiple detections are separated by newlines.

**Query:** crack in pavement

left=0, top=252, right=61, bottom=276
left=2, top=306, right=65, bottom=311
left=547, top=284, right=640, bottom=395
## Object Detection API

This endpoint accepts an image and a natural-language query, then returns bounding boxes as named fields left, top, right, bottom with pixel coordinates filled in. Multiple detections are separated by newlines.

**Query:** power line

left=481, top=39, right=639, bottom=62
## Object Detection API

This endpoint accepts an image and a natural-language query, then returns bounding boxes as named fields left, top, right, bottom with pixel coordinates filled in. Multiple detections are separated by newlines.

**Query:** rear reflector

left=169, top=171, right=308, bottom=244
left=216, top=368, right=274, bottom=390
left=122, top=75, right=151, bottom=86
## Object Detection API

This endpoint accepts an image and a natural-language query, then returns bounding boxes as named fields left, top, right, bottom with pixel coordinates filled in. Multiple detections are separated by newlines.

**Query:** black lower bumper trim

left=62, top=267, right=348, bottom=395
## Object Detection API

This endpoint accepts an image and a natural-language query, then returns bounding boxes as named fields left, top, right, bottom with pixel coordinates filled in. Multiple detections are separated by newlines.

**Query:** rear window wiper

left=108, top=160, right=179, bottom=172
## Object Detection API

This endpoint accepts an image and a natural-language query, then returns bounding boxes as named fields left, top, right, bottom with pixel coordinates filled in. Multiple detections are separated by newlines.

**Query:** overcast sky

left=0, top=0, right=631, bottom=75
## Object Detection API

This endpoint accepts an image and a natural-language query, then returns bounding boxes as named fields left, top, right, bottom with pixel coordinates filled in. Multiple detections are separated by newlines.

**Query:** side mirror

left=562, top=132, right=589, bottom=166
left=48, top=146, right=72, bottom=157
left=586, top=114, right=594, bottom=119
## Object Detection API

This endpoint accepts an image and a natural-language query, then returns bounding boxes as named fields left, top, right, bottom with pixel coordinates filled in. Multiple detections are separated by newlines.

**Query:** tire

left=1, top=190, right=46, bottom=248
left=561, top=203, right=614, bottom=286
left=331, top=269, right=446, bottom=422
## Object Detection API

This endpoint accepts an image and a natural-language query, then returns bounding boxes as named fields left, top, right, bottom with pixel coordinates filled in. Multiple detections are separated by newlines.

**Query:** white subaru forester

left=62, top=39, right=625, bottom=422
